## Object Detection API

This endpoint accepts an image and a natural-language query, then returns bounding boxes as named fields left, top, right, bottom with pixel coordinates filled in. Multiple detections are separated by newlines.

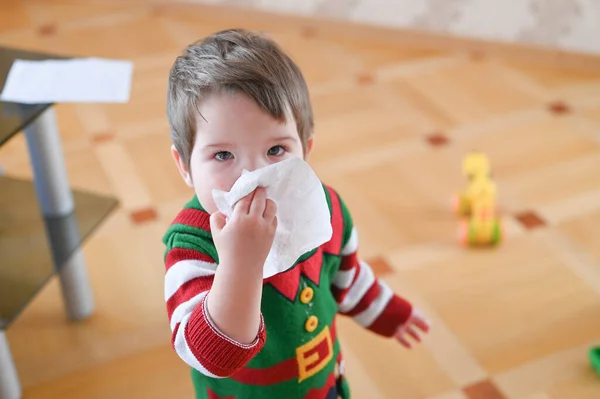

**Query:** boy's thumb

left=210, top=211, right=227, bottom=232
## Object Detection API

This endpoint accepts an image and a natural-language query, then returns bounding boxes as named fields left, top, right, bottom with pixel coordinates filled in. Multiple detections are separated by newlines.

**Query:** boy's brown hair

left=167, top=28, right=314, bottom=166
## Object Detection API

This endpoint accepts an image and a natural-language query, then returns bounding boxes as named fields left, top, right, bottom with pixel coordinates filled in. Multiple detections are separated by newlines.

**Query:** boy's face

left=172, top=91, right=312, bottom=214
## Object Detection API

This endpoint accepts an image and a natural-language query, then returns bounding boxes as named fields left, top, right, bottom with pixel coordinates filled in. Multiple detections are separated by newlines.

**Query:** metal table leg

left=23, top=106, right=95, bottom=321
left=0, top=331, right=20, bottom=399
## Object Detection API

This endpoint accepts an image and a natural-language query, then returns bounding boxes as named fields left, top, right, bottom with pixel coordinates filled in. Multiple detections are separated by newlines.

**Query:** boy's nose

left=242, top=158, right=270, bottom=173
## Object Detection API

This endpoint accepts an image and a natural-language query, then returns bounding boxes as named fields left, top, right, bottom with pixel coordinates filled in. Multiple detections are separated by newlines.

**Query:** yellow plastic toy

left=452, top=152, right=503, bottom=246
left=451, top=152, right=491, bottom=216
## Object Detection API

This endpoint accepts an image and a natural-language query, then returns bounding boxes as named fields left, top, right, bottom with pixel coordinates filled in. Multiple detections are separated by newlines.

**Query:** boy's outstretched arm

left=330, top=191, right=430, bottom=347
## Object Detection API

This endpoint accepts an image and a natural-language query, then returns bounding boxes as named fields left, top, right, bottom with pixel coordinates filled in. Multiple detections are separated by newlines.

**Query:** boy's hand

left=210, top=186, right=277, bottom=270
left=394, top=308, right=430, bottom=349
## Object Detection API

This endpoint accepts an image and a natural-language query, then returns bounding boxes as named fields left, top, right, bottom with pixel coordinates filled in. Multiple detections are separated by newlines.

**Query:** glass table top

left=0, top=46, right=65, bottom=147
left=0, top=176, right=118, bottom=329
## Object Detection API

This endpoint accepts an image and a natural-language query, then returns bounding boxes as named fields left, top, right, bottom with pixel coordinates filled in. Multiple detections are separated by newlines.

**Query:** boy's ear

left=171, top=145, right=194, bottom=187
left=304, top=137, right=314, bottom=160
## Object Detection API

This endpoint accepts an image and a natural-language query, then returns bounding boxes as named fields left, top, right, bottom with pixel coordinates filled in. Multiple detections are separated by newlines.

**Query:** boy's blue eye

left=215, top=151, right=233, bottom=161
left=268, top=146, right=285, bottom=156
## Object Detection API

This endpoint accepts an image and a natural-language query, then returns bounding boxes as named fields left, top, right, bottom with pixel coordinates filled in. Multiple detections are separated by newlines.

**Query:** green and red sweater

left=162, top=184, right=413, bottom=399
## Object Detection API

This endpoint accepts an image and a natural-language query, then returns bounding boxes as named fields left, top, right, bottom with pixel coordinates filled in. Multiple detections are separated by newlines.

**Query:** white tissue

left=212, top=157, right=332, bottom=279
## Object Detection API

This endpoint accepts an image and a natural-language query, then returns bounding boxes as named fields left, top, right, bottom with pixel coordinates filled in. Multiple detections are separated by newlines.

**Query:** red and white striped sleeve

left=164, top=239, right=266, bottom=378
left=329, top=191, right=413, bottom=337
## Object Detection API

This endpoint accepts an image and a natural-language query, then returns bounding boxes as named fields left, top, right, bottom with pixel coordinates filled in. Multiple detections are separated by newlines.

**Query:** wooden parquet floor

left=2, top=1, right=600, bottom=398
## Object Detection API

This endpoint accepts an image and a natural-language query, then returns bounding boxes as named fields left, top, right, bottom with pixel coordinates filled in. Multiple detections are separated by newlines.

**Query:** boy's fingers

left=235, top=190, right=256, bottom=215
left=414, top=316, right=431, bottom=332
left=394, top=327, right=412, bottom=349
left=210, top=212, right=227, bottom=232
left=411, top=309, right=431, bottom=332
left=263, top=198, right=277, bottom=220
left=398, top=335, right=412, bottom=349
left=406, top=326, right=421, bottom=342
left=250, top=186, right=267, bottom=216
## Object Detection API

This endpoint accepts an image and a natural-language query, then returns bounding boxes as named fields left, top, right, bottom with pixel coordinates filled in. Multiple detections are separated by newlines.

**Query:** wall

left=186, top=0, right=600, bottom=55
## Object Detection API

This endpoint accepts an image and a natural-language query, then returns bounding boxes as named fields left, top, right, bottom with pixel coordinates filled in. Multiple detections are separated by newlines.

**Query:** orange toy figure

left=453, top=152, right=503, bottom=246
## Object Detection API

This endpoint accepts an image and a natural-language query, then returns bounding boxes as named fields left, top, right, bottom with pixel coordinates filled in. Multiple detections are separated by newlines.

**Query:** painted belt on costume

left=231, top=322, right=338, bottom=386
left=297, top=325, right=334, bottom=382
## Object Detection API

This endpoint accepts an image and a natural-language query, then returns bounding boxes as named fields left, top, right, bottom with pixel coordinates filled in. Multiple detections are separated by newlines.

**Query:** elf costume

left=162, top=185, right=414, bottom=399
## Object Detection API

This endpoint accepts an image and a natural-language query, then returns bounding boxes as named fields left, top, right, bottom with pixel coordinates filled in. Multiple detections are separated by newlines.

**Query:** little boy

left=163, top=29, right=430, bottom=399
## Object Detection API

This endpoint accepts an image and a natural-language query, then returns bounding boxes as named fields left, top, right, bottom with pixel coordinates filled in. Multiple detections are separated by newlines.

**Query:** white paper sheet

left=0, top=58, right=133, bottom=104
